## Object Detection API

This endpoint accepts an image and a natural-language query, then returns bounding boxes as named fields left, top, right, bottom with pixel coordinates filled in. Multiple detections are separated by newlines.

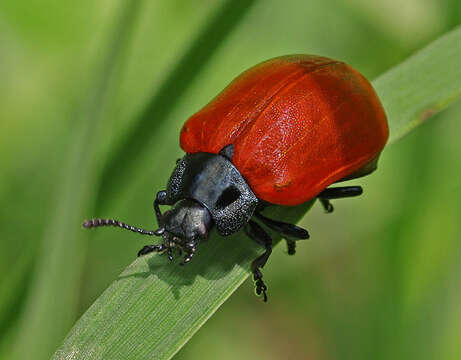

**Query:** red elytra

left=180, top=55, right=388, bottom=206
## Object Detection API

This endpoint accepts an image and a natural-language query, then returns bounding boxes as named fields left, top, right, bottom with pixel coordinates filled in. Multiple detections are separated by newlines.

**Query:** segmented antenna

left=82, top=218, right=164, bottom=236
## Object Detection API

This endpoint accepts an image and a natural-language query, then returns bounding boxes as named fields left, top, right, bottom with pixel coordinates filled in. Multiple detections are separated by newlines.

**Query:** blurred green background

left=1, top=0, right=460, bottom=359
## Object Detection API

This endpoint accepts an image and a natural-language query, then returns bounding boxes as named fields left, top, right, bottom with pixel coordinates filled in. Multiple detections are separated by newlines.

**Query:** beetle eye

left=216, top=186, right=241, bottom=208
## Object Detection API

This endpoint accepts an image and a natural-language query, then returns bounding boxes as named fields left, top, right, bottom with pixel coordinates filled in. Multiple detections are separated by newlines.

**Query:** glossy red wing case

left=180, top=55, right=388, bottom=206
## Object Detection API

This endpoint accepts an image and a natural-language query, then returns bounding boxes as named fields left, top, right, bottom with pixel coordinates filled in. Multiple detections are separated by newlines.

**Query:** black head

left=82, top=197, right=213, bottom=264
left=162, top=199, right=212, bottom=247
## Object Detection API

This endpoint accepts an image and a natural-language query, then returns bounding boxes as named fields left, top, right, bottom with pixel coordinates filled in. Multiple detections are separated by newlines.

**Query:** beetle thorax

left=165, top=151, right=259, bottom=236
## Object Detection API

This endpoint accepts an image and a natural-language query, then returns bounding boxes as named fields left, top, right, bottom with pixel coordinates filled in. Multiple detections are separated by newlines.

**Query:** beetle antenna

left=82, top=218, right=164, bottom=236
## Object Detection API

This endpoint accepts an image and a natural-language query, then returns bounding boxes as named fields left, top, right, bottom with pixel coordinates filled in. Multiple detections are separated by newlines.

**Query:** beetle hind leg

left=317, top=186, right=363, bottom=213
left=286, top=239, right=296, bottom=255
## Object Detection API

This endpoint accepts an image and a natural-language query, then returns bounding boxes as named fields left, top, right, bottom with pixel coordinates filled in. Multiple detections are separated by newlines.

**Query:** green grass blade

left=374, top=26, right=461, bottom=144
left=54, top=26, right=461, bottom=360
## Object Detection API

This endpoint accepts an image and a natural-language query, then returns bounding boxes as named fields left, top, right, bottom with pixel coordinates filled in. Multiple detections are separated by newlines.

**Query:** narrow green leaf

left=54, top=26, right=461, bottom=360
left=374, top=26, right=461, bottom=143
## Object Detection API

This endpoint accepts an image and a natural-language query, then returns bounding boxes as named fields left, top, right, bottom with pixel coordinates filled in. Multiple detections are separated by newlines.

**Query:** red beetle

left=84, top=55, right=388, bottom=301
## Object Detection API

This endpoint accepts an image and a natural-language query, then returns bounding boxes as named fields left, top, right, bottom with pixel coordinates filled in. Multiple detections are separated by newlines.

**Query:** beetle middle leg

left=317, top=186, right=363, bottom=213
left=245, top=220, right=273, bottom=302
left=254, top=212, right=309, bottom=255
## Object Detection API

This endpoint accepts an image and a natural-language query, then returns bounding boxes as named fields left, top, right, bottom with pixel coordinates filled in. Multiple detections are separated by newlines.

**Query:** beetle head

left=82, top=199, right=212, bottom=262
left=161, top=199, right=212, bottom=248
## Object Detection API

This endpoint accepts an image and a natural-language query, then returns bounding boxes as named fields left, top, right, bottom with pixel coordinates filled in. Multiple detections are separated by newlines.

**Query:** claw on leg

left=252, top=268, right=268, bottom=302
left=167, top=247, right=174, bottom=261
left=180, top=244, right=196, bottom=266
left=246, top=220, right=272, bottom=302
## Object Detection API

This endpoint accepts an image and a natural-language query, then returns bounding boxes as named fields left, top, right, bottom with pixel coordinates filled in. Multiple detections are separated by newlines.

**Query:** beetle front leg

left=137, top=243, right=167, bottom=257
left=180, top=241, right=197, bottom=266
left=245, top=220, right=273, bottom=302
left=133, top=191, right=172, bottom=258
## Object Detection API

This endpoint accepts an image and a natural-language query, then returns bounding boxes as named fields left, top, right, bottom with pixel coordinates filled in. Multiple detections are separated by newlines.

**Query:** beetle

left=83, top=55, right=388, bottom=301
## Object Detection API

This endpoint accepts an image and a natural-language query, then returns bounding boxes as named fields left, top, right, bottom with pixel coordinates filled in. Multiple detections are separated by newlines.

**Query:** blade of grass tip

left=96, top=0, right=259, bottom=212
left=7, top=3, right=143, bottom=360
left=373, top=25, right=461, bottom=144
left=54, top=24, right=461, bottom=360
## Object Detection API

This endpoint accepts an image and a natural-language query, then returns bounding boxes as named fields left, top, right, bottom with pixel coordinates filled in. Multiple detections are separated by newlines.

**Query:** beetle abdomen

left=180, top=55, right=388, bottom=205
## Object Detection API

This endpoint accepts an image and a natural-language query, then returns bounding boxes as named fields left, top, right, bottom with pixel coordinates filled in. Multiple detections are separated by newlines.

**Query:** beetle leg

left=153, top=190, right=168, bottom=226
left=137, top=243, right=167, bottom=257
left=254, top=212, right=309, bottom=239
left=180, top=242, right=196, bottom=266
left=286, top=239, right=296, bottom=255
left=318, top=186, right=363, bottom=199
left=254, top=212, right=309, bottom=255
left=317, top=186, right=363, bottom=213
left=319, top=198, right=334, bottom=213
left=245, top=220, right=272, bottom=302
left=167, top=246, right=174, bottom=261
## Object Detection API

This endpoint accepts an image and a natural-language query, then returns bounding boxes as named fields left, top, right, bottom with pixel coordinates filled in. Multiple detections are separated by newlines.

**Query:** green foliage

left=1, top=1, right=461, bottom=360
left=374, top=27, right=461, bottom=143
left=52, top=26, right=461, bottom=359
